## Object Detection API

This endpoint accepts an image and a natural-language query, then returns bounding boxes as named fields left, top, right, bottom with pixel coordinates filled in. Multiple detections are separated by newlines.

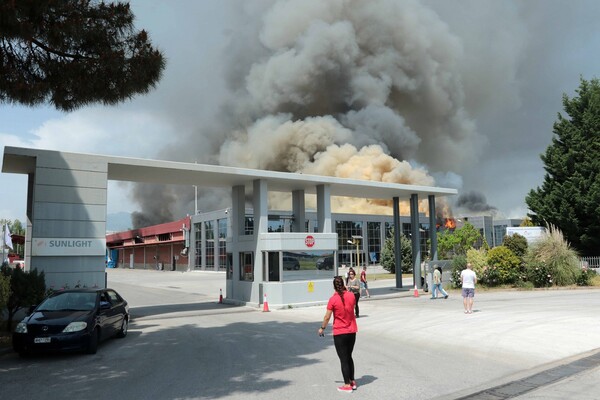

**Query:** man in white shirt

left=460, top=263, right=477, bottom=314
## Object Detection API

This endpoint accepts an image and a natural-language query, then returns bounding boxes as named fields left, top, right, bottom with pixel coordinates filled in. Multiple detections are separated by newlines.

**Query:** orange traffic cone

left=219, top=288, right=223, bottom=304
left=263, top=293, right=270, bottom=312
left=413, top=285, right=419, bottom=298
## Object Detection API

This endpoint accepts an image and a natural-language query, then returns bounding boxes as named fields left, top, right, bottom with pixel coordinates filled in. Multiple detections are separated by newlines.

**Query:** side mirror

left=100, top=301, right=111, bottom=310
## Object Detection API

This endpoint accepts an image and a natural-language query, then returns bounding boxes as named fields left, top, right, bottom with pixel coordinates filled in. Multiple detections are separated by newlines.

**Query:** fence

left=580, top=256, right=600, bottom=273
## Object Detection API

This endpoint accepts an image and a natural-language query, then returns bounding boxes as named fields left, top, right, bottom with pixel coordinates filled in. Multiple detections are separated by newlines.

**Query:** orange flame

left=444, top=218, right=456, bottom=229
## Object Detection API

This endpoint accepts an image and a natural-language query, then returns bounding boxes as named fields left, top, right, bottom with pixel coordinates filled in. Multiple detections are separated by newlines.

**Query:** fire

left=436, top=217, right=457, bottom=231
left=444, top=218, right=456, bottom=229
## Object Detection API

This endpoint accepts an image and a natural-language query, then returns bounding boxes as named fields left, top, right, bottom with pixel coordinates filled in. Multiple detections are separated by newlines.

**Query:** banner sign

left=32, top=238, right=106, bottom=256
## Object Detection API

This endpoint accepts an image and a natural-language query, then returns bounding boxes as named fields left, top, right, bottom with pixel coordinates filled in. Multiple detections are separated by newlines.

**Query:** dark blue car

left=13, top=288, right=129, bottom=356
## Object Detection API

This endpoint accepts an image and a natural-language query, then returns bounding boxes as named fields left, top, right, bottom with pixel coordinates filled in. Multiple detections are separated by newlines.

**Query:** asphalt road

left=1, top=268, right=600, bottom=400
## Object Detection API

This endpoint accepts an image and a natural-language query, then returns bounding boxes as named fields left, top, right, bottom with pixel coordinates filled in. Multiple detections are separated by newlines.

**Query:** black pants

left=334, top=333, right=356, bottom=385
left=353, top=291, right=360, bottom=317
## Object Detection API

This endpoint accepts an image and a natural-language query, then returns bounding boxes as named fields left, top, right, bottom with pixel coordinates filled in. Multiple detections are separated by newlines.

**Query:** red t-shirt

left=327, top=290, right=358, bottom=335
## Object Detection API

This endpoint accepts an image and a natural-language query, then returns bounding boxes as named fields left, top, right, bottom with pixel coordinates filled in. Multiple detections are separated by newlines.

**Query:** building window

left=336, top=220, right=363, bottom=250
left=268, top=216, right=284, bottom=232
left=240, top=252, right=254, bottom=281
left=205, top=221, right=214, bottom=268
left=385, top=222, right=394, bottom=238
left=218, top=218, right=227, bottom=270
left=194, top=222, right=202, bottom=269
left=367, top=222, right=381, bottom=264
left=244, top=216, right=254, bottom=235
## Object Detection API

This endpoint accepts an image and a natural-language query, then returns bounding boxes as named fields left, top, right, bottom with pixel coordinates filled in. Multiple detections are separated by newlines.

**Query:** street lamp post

left=347, top=235, right=363, bottom=269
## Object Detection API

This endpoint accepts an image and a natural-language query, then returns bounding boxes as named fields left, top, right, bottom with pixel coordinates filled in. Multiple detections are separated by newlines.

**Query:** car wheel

left=117, top=317, right=128, bottom=338
left=294, top=264, right=300, bottom=270
left=87, top=328, right=99, bottom=354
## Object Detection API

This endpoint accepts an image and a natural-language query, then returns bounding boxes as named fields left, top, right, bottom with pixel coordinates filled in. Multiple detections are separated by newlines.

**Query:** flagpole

left=2, top=224, right=5, bottom=265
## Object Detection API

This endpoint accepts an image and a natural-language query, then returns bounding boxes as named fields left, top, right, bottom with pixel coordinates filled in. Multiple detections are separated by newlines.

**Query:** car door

left=105, top=290, right=126, bottom=333
left=98, top=290, right=120, bottom=338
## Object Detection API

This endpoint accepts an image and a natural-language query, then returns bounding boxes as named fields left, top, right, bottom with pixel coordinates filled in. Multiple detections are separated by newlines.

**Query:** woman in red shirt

left=317, top=276, right=358, bottom=392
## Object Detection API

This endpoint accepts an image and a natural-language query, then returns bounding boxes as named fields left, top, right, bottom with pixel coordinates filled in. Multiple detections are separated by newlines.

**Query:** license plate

left=34, top=337, right=51, bottom=344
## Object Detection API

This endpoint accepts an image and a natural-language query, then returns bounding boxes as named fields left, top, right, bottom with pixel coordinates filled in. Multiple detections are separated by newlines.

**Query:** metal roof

left=2, top=146, right=457, bottom=200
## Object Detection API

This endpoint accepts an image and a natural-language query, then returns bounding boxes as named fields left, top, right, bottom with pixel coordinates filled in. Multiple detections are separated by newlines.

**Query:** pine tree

left=526, top=77, right=600, bottom=256
left=0, top=0, right=165, bottom=111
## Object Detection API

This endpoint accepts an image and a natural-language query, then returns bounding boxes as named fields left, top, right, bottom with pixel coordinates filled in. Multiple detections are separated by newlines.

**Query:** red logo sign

left=305, top=235, right=315, bottom=247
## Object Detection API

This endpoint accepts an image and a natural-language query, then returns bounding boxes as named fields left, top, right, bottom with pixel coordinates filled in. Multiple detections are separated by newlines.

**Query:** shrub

left=576, top=268, right=595, bottom=286
left=1, top=266, right=46, bottom=331
left=0, top=273, right=10, bottom=314
left=503, top=233, right=528, bottom=260
left=466, top=248, right=487, bottom=277
left=525, top=261, right=553, bottom=288
left=526, top=224, right=579, bottom=286
left=450, top=255, right=467, bottom=288
left=484, top=246, right=520, bottom=285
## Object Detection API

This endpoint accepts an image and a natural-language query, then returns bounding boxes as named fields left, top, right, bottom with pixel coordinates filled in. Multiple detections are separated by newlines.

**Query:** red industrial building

left=105, top=217, right=191, bottom=271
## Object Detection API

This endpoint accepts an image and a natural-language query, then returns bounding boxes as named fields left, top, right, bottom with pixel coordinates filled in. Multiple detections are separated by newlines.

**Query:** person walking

left=318, top=276, right=358, bottom=393
left=346, top=269, right=361, bottom=317
left=460, top=263, right=477, bottom=314
left=430, top=266, right=449, bottom=299
left=360, top=266, right=370, bottom=298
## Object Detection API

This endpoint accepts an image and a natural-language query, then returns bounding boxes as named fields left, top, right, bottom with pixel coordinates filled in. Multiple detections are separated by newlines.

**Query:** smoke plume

left=131, top=0, right=486, bottom=226
left=456, top=190, right=497, bottom=215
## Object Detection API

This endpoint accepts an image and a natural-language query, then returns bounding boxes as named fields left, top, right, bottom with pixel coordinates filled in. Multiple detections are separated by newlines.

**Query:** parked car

left=283, top=256, right=300, bottom=270
left=12, top=288, right=129, bottom=357
left=316, top=256, right=334, bottom=270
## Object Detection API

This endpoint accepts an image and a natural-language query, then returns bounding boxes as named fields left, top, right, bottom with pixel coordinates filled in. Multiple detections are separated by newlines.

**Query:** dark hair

left=333, top=276, right=346, bottom=304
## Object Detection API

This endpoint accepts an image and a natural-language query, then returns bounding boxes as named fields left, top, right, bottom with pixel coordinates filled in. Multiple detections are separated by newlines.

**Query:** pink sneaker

left=351, top=380, right=357, bottom=390
left=337, top=385, right=353, bottom=393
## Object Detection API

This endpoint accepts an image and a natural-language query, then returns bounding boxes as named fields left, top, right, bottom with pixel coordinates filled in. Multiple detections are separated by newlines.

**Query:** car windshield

left=36, top=292, right=97, bottom=312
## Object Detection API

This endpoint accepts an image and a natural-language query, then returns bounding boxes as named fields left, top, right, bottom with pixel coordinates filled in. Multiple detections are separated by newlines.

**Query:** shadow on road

left=131, top=301, right=246, bottom=319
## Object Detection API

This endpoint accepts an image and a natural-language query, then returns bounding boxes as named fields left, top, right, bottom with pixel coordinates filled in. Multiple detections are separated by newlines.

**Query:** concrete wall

left=28, top=152, right=107, bottom=289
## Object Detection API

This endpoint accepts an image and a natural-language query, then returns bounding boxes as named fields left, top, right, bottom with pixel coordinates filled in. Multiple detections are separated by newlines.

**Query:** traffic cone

left=263, top=293, right=270, bottom=312
left=413, top=285, right=419, bottom=298
left=219, top=288, right=223, bottom=304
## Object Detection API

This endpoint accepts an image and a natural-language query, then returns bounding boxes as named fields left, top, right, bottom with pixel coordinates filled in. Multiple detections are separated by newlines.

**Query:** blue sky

left=2, top=0, right=600, bottom=227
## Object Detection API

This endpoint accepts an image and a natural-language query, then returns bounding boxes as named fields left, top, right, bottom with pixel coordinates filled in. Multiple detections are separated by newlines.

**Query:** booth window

left=240, top=252, right=254, bottom=281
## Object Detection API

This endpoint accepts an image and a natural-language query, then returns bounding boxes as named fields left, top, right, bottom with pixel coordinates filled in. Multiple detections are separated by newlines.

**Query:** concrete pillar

left=410, top=194, right=422, bottom=288
left=292, top=189, right=306, bottom=233
left=28, top=152, right=108, bottom=289
left=428, top=195, right=438, bottom=261
left=393, top=197, right=402, bottom=288
left=316, top=184, right=332, bottom=233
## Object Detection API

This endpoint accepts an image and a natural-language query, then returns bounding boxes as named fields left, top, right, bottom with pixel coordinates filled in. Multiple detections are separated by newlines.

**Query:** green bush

left=1, top=266, right=46, bottom=331
left=525, top=224, right=579, bottom=286
left=576, top=268, right=595, bottom=286
left=484, top=246, right=521, bottom=286
left=466, top=248, right=487, bottom=277
left=503, top=233, right=528, bottom=260
left=0, top=273, right=10, bottom=314
left=450, top=255, right=467, bottom=288
left=525, top=261, right=553, bottom=288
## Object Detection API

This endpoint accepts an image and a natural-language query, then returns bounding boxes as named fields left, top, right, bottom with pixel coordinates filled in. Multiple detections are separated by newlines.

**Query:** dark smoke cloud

left=456, top=190, right=497, bottom=214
